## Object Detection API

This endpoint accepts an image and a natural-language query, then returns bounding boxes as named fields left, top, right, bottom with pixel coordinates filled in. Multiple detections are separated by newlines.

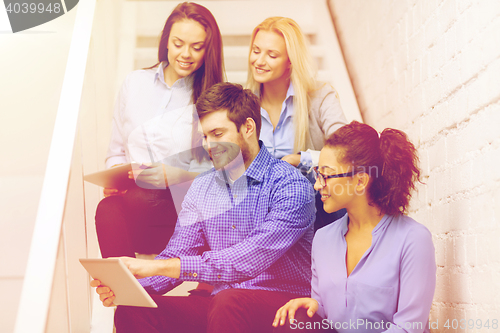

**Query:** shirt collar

left=255, top=82, right=294, bottom=99
left=341, top=214, right=391, bottom=237
left=282, top=83, right=295, bottom=119
left=259, top=82, right=295, bottom=122
left=242, top=141, right=272, bottom=183
left=153, top=62, right=166, bottom=84
left=154, top=61, right=193, bottom=89
left=285, top=82, right=295, bottom=100
left=372, top=214, right=391, bottom=236
left=214, top=141, right=271, bottom=185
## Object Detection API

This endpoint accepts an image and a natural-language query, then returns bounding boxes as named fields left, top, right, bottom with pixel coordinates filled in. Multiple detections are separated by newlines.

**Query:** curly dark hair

left=325, top=121, right=421, bottom=215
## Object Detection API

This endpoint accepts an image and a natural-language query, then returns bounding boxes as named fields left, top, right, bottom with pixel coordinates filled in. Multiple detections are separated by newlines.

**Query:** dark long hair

left=151, top=2, right=225, bottom=103
left=325, top=121, right=421, bottom=215
left=150, top=2, right=225, bottom=162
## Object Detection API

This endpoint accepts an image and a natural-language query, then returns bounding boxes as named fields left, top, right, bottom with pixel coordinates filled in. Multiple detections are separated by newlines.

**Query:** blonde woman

left=247, top=17, right=347, bottom=227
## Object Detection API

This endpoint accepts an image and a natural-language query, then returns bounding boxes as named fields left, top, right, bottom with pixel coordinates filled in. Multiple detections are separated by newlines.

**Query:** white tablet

left=80, top=258, right=157, bottom=308
left=83, top=163, right=143, bottom=190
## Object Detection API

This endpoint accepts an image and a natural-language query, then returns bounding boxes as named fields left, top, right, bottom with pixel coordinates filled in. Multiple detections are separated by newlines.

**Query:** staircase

left=12, top=1, right=360, bottom=332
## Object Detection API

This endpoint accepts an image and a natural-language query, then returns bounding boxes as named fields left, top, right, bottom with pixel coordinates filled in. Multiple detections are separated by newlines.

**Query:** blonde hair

left=246, top=17, right=316, bottom=152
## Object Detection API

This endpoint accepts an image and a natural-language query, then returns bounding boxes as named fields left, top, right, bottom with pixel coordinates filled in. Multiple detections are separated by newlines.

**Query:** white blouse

left=106, top=62, right=210, bottom=173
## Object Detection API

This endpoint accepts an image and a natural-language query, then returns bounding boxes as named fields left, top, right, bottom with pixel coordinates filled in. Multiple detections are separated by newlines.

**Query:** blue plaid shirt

left=140, top=143, right=315, bottom=296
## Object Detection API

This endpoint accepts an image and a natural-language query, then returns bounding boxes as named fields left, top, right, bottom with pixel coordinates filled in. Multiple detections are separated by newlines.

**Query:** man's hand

left=118, top=256, right=181, bottom=279
left=89, top=257, right=181, bottom=307
left=91, top=279, right=116, bottom=307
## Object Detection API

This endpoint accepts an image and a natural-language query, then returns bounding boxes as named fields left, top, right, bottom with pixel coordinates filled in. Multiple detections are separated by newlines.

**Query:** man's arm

left=134, top=170, right=313, bottom=292
left=119, top=257, right=181, bottom=279
left=178, top=174, right=315, bottom=284
left=138, top=182, right=208, bottom=294
left=90, top=258, right=181, bottom=308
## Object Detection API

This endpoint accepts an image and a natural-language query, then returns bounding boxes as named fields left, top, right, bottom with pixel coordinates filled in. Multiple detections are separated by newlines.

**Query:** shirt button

left=193, top=273, right=198, bottom=278
left=232, top=225, right=236, bottom=229
left=217, top=275, right=221, bottom=279
left=189, top=272, right=192, bottom=277
left=183, top=272, right=187, bottom=277
left=234, top=194, right=237, bottom=199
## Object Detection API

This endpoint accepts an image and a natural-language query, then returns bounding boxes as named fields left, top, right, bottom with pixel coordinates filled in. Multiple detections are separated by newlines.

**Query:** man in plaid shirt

left=93, top=82, right=315, bottom=333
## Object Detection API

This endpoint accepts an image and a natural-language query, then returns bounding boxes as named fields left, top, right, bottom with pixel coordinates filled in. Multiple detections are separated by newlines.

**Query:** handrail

left=14, top=1, right=97, bottom=332
left=324, top=0, right=362, bottom=122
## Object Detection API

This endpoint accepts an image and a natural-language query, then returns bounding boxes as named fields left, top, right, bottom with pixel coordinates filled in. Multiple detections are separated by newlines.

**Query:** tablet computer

left=80, top=258, right=157, bottom=308
left=83, top=163, right=143, bottom=190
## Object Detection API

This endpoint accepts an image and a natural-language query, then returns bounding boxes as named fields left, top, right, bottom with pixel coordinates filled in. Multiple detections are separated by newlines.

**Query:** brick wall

left=330, top=0, right=500, bottom=330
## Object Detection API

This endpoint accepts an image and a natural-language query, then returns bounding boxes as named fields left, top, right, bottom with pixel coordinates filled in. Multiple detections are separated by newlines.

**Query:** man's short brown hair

left=195, top=82, right=261, bottom=137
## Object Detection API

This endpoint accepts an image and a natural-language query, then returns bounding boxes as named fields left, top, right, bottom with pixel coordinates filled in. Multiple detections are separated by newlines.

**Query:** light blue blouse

left=259, top=83, right=347, bottom=174
left=259, top=84, right=304, bottom=160
left=312, top=214, right=436, bottom=333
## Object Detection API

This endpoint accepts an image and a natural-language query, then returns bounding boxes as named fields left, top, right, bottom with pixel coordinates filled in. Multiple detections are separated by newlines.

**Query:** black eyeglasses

left=312, top=166, right=356, bottom=187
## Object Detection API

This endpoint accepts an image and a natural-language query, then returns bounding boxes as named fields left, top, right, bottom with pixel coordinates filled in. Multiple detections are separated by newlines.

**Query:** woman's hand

left=129, top=163, right=194, bottom=189
left=129, top=163, right=167, bottom=189
left=90, top=279, right=116, bottom=307
left=103, top=164, right=128, bottom=197
left=103, top=188, right=127, bottom=197
left=272, top=297, right=319, bottom=327
left=281, top=153, right=301, bottom=167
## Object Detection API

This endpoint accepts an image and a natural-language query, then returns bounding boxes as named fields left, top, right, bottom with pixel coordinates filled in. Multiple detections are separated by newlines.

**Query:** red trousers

left=114, top=288, right=301, bottom=333
left=95, top=186, right=178, bottom=257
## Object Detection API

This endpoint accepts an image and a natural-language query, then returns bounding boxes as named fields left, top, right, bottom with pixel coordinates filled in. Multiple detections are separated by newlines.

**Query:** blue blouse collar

left=341, top=214, right=391, bottom=237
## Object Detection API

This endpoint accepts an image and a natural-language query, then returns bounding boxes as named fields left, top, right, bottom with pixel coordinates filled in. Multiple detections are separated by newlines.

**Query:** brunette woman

left=95, top=2, right=224, bottom=258
left=273, top=121, right=436, bottom=333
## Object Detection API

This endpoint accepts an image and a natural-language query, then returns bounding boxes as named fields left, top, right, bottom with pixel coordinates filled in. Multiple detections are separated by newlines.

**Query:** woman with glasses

left=246, top=17, right=347, bottom=229
left=273, top=121, right=436, bottom=333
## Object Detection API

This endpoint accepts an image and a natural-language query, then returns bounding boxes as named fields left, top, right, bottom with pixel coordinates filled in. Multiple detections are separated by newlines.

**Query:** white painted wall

left=0, top=10, right=76, bottom=333
left=0, top=0, right=123, bottom=331
left=330, top=0, right=500, bottom=328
